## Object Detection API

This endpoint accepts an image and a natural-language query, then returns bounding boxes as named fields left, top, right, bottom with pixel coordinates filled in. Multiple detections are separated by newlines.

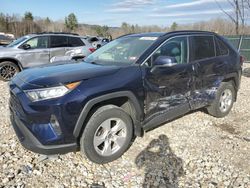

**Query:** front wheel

left=80, top=105, right=134, bottom=164
left=0, top=61, right=20, bottom=81
left=207, top=82, right=236, bottom=118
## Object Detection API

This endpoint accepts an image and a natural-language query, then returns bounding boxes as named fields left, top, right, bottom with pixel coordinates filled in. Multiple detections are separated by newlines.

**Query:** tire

left=0, top=61, right=20, bottom=81
left=207, top=82, right=236, bottom=118
left=80, top=105, right=134, bottom=164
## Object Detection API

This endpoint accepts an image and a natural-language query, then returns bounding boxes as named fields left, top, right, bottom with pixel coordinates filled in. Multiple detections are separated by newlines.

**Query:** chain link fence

left=226, top=35, right=250, bottom=62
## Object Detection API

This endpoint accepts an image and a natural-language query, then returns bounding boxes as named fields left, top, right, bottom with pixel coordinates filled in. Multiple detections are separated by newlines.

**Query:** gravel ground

left=0, top=64, right=250, bottom=188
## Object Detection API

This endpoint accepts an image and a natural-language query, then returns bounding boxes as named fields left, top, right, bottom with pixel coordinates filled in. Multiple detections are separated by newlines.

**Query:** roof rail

left=32, top=32, right=79, bottom=36
left=161, top=30, right=215, bottom=37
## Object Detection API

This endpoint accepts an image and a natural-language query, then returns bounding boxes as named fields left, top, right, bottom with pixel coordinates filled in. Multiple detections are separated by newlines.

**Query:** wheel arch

left=0, top=57, right=23, bottom=71
left=221, top=72, right=240, bottom=101
left=73, top=91, right=144, bottom=139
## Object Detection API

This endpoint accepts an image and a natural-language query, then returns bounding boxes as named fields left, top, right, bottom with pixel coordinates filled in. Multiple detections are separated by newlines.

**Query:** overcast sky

left=0, top=0, right=240, bottom=27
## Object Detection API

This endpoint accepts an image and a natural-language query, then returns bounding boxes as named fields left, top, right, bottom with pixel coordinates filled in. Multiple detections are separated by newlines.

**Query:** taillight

left=89, top=48, right=95, bottom=53
left=240, top=55, right=245, bottom=66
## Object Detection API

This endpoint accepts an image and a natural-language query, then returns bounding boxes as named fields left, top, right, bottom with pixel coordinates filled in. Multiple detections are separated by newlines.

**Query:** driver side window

left=147, top=36, right=188, bottom=66
left=24, top=36, right=48, bottom=49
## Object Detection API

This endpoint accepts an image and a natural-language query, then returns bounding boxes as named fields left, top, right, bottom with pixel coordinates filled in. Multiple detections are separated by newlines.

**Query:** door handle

left=192, top=64, right=195, bottom=71
left=192, top=63, right=200, bottom=76
left=159, top=86, right=167, bottom=89
left=65, top=48, right=73, bottom=51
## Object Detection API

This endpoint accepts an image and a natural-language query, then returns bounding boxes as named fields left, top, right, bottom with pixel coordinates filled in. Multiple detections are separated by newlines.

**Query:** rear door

left=65, top=36, right=85, bottom=57
left=189, top=35, right=228, bottom=109
left=20, top=36, right=50, bottom=67
left=49, top=35, right=68, bottom=62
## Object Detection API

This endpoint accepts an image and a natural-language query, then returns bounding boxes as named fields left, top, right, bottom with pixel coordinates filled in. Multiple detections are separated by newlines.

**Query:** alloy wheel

left=0, top=64, right=18, bottom=81
left=219, top=89, right=233, bottom=113
left=93, top=118, right=127, bottom=156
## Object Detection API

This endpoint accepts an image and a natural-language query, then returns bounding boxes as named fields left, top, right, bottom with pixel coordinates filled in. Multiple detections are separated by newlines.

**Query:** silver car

left=0, top=33, right=94, bottom=81
left=82, top=36, right=110, bottom=49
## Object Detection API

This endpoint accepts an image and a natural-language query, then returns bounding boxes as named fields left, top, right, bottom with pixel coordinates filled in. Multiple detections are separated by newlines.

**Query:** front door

left=20, top=36, right=50, bottom=68
left=143, top=36, right=194, bottom=129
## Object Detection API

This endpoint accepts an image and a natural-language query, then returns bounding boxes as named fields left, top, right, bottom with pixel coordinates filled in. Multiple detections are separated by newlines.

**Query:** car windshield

left=6, top=36, right=29, bottom=47
left=85, top=36, right=157, bottom=65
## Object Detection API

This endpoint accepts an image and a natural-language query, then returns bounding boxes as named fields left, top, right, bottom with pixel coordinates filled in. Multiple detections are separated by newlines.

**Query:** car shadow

left=135, top=135, right=184, bottom=187
left=243, top=67, right=250, bottom=77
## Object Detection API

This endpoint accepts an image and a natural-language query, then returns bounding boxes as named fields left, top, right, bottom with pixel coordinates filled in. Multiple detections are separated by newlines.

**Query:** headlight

left=25, top=81, right=81, bottom=102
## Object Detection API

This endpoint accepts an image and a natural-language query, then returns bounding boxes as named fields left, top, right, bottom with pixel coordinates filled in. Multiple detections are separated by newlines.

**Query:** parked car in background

left=9, top=31, right=242, bottom=164
left=0, top=32, right=95, bottom=81
left=0, top=32, right=15, bottom=46
left=82, top=36, right=110, bottom=49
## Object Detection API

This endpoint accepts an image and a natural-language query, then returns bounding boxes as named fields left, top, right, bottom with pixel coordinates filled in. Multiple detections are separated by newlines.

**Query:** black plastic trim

left=73, top=91, right=143, bottom=137
left=10, top=114, right=78, bottom=155
left=143, top=103, right=190, bottom=131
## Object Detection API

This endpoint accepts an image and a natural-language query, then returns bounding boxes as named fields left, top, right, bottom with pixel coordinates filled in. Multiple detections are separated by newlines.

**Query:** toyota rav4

left=9, top=31, right=242, bottom=164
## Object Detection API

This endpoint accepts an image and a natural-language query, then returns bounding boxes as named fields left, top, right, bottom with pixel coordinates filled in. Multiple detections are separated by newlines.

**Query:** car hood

left=0, top=47, right=19, bottom=54
left=13, top=62, right=121, bottom=89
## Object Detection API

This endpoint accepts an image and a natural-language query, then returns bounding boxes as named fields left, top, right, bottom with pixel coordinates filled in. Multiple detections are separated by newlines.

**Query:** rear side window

left=191, top=35, right=215, bottom=61
left=50, top=36, right=68, bottom=48
left=215, top=37, right=229, bottom=56
left=68, top=37, right=84, bottom=47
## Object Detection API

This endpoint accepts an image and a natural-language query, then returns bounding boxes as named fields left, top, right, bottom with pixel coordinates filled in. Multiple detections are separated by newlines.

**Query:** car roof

left=28, top=32, right=80, bottom=37
left=37, top=34, right=80, bottom=37
left=121, top=32, right=165, bottom=38
left=121, top=30, right=216, bottom=38
left=23, top=34, right=36, bottom=38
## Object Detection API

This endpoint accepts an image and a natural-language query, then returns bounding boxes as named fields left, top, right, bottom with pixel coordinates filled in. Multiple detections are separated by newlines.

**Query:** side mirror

left=22, top=44, right=31, bottom=50
left=151, top=56, right=177, bottom=73
left=154, top=56, right=177, bottom=67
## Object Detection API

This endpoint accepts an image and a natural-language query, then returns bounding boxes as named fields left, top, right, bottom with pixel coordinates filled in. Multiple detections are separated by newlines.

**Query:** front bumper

left=8, top=77, right=81, bottom=155
left=10, top=112, right=78, bottom=155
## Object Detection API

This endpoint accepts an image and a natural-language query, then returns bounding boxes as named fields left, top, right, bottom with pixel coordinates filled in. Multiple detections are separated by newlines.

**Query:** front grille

left=9, top=91, right=25, bottom=118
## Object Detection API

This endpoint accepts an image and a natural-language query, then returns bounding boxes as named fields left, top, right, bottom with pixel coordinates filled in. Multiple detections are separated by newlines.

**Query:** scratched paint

left=144, top=72, right=223, bottom=118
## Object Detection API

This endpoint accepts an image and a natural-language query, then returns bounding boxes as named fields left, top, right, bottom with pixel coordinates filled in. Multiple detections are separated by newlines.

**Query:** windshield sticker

left=129, top=56, right=137, bottom=61
left=139, top=37, right=158, bottom=41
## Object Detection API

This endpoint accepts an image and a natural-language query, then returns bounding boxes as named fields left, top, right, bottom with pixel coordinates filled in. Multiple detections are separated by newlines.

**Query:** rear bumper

left=10, top=113, right=78, bottom=155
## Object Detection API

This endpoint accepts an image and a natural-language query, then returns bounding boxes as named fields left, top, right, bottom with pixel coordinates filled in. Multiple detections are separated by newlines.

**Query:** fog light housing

left=50, top=115, right=62, bottom=136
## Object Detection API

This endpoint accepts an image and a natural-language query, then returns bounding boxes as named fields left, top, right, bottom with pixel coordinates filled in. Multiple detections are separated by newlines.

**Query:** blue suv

left=9, top=31, right=242, bottom=164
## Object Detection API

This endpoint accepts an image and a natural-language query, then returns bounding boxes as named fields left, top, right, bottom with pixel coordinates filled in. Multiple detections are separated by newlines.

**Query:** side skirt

left=142, top=103, right=190, bottom=132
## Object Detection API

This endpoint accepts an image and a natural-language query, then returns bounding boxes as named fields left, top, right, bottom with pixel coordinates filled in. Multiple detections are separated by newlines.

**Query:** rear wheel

left=80, top=105, right=133, bottom=164
left=207, top=82, right=235, bottom=118
left=0, top=61, right=20, bottom=81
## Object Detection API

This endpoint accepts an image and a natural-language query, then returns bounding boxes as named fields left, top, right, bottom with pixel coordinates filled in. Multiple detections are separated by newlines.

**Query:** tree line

left=216, top=0, right=250, bottom=35
left=0, top=2, right=250, bottom=40
left=0, top=12, right=74, bottom=37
